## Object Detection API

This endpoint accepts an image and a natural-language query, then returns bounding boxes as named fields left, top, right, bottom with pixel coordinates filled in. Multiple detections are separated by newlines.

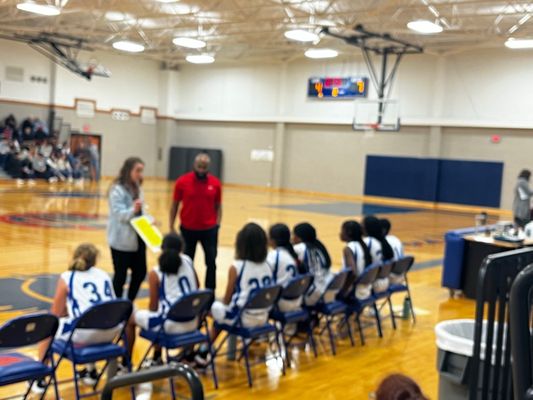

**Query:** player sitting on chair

left=134, top=233, right=199, bottom=366
left=363, top=216, right=395, bottom=293
left=32, top=243, right=120, bottom=394
left=292, top=222, right=334, bottom=306
left=380, top=218, right=405, bottom=284
left=340, top=220, right=373, bottom=299
left=267, top=223, right=302, bottom=311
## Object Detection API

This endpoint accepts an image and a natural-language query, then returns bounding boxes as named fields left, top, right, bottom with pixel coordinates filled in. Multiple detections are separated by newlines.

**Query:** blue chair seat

left=270, top=308, right=309, bottom=324
left=0, top=353, right=52, bottom=385
left=389, top=283, right=408, bottom=293
left=312, top=300, right=347, bottom=315
left=344, top=295, right=377, bottom=313
left=52, top=340, right=126, bottom=364
left=140, top=329, right=208, bottom=348
left=214, top=322, right=277, bottom=338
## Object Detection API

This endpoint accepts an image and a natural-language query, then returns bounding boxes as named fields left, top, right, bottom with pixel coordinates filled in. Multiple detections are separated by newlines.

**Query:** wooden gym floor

left=0, top=178, right=506, bottom=399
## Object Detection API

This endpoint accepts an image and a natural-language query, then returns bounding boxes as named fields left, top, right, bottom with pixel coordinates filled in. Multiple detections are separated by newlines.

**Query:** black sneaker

left=30, top=378, right=47, bottom=394
left=77, top=367, right=98, bottom=386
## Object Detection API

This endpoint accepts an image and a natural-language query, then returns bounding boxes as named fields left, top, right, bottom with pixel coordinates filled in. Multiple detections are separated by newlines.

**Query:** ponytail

left=293, top=222, right=331, bottom=269
left=342, top=220, right=372, bottom=267
left=159, top=249, right=182, bottom=275
left=269, top=223, right=299, bottom=263
left=69, top=243, right=98, bottom=271
left=363, top=216, right=394, bottom=262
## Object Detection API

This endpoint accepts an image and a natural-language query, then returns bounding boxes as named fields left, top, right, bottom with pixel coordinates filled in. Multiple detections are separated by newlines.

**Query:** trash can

left=435, top=319, right=506, bottom=400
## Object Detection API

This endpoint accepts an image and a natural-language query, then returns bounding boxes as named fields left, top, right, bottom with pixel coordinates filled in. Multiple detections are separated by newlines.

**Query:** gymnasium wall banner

left=69, top=132, right=102, bottom=181
left=308, top=76, right=369, bottom=99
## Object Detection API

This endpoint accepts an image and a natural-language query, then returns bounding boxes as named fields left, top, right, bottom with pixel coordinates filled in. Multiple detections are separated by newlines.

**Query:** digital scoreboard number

left=308, top=76, right=368, bottom=99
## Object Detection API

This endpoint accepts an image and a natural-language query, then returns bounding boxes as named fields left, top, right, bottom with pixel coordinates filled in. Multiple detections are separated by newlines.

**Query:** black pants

left=181, top=225, right=218, bottom=290
left=110, top=238, right=147, bottom=301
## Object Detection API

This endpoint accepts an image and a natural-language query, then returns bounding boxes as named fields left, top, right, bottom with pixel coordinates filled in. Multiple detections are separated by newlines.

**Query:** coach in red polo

left=169, top=152, right=222, bottom=289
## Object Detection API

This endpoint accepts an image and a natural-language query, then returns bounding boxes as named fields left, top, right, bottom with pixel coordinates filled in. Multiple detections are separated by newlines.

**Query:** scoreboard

left=308, top=76, right=368, bottom=99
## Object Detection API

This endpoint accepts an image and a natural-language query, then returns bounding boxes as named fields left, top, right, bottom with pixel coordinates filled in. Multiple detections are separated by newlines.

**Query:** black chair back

left=246, top=285, right=282, bottom=310
left=0, top=313, right=58, bottom=348
left=280, top=275, right=313, bottom=300
left=167, top=290, right=214, bottom=323
left=469, top=248, right=533, bottom=400
left=325, top=269, right=350, bottom=292
left=510, top=263, right=533, bottom=400
left=377, top=262, right=394, bottom=279
left=355, top=264, right=380, bottom=285
left=75, top=299, right=132, bottom=330
left=391, top=256, right=415, bottom=275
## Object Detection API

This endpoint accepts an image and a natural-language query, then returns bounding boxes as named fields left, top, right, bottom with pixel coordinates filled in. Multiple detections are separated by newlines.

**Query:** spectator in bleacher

left=4, top=114, right=16, bottom=131
left=39, top=139, right=54, bottom=158
left=30, top=148, right=53, bottom=182
left=20, top=117, right=35, bottom=142
left=0, top=139, right=10, bottom=170
left=33, top=118, right=48, bottom=140
left=293, top=222, right=334, bottom=306
left=513, top=169, right=532, bottom=228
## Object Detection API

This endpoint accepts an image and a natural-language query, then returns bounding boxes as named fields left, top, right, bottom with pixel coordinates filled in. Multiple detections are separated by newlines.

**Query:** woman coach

left=107, top=156, right=147, bottom=301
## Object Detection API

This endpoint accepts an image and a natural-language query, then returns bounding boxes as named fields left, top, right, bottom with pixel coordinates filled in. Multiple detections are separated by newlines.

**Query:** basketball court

left=0, top=1, right=531, bottom=399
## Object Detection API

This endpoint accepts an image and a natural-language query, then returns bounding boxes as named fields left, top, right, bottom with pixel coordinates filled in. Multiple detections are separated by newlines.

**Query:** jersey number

left=83, top=281, right=113, bottom=304
left=248, top=276, right=272, bottom=292
left=286, top=264, right=297, bottom=278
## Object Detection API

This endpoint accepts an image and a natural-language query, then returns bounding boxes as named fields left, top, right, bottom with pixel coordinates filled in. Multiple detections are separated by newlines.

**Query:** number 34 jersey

left=229, top=260, right=273, bottom=310
left=61, top=267, right=115, bottom=318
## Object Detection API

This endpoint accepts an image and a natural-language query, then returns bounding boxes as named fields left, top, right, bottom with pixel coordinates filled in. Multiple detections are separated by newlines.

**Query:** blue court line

left=266, top=201, right=421, bottom=217
left=411, top=259, right=442, bottom=271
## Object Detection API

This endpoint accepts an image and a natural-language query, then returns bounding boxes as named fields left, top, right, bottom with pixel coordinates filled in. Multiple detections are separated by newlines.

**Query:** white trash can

left=435, top=319, right=506, bottom=400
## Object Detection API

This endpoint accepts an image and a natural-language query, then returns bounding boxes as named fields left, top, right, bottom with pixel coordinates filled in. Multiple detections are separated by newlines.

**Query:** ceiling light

left=159, top=3, right=199, bottom=15
left=112, top=40, right=145, bottom=53
left=105, top=11, right=129, bottom=21
left=407, top=20, right=443, bottom=34
left=304, top=48, right=338, bottom=59
left=157, top=0, right=178, bottom=2
left=16, top=2, right=61, bottom=16
left=284, top=29, right=319, bottom=42
left=186, top=54, right=215, bottom=64
left=173, top=37, right=206, bottom=49
left=505, top=38, right=533, bottom=49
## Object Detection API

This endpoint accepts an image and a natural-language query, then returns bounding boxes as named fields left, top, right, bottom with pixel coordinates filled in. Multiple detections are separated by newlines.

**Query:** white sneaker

left=48, top=176, right=58, bottom=183
left=28, top=179, right=36, bottom=186
left=30, top=378, right=47, bottom=394
left=16, top=178, right=24, bottom=185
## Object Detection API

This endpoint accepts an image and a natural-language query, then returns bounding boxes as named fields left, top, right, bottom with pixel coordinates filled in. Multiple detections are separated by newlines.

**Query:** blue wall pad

left=364, top=156, right=439, bottom=201
left=437, top=159, right=502, bottom=207
left=364, top=155, right=503, bottom=207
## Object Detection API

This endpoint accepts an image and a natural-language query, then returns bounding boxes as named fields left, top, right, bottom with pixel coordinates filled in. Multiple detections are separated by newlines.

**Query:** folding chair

left=343, top=264, right=382, bottom=345
left=214, top=285, right=283, bottom=387
left=0, top=313, right=59, bottom=400
left=270, top=274, right=315, bottom=365
left=138, top=290, right=218, bottom=395
left=307, top=269, right=351, bottom=356
left=52, top=299, right=133, bottom=400
left=373, top=261, right=396, bottom=330
left=388, top=256, right=416, bottom=323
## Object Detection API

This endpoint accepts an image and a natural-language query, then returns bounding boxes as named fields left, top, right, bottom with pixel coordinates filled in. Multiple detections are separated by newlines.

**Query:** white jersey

left=267, top=248, right=298, bottom=287
left=154, top=254, right=198, bottom=314
left=61, top=267, right=115, bottom=319
left=525, top=221, right=533, bottom=238
left=294, top=242, right=332, bottom=305
left=364, top=237, right=383, bottom=265
left=345, top=241, right=367, bottom=276
left=229, top=260, right=273, bottom=310
left=386, top=235, right=404, bottom=261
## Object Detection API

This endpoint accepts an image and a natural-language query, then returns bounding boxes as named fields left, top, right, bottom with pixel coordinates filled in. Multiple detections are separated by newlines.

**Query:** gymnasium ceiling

left=0, top=0, right=532, bottom=64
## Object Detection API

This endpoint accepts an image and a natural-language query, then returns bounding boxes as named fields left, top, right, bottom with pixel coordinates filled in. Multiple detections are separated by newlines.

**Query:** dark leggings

left=110, top=238, right=147, bottom=301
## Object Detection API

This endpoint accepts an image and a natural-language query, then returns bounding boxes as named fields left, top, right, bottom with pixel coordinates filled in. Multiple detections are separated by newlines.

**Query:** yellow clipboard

left=130, top=215, right=163, bottom=253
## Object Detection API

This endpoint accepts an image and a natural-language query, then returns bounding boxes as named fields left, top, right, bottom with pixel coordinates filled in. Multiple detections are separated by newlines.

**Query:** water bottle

left=402, top=296, right=411, bottom=320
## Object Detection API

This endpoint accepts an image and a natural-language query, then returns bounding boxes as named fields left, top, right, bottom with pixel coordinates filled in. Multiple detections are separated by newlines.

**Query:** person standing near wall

left=107, top=157, right=147, bottom=301
left=169, top=152, right=222, bottom=290
left=513, top=169, right=533, bottom=228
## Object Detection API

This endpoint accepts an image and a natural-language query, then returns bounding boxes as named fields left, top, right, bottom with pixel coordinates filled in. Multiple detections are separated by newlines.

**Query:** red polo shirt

left=173, top=172, right=222, bottom=230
